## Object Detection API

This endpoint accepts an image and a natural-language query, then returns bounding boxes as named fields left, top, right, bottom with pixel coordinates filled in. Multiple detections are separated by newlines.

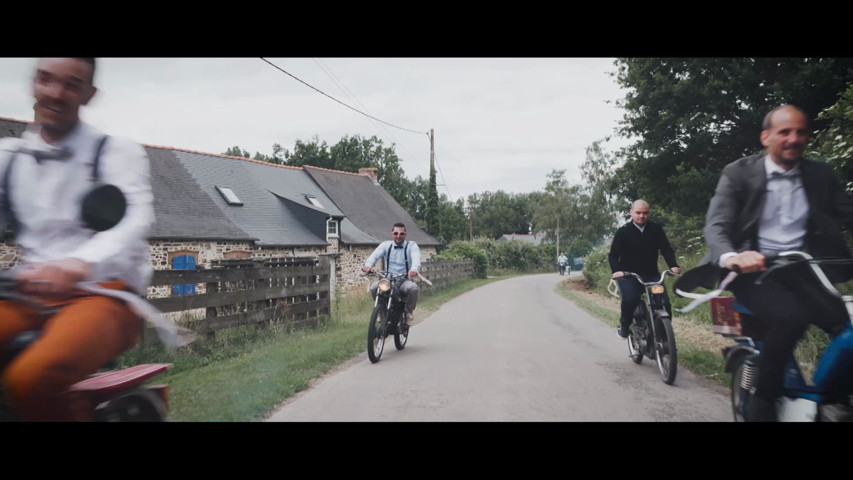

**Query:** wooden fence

left=147, top=256, right=330, bottom=338
left=145, top=256, right=474, bottom=339
left=419, top=259, right=476, bottom=289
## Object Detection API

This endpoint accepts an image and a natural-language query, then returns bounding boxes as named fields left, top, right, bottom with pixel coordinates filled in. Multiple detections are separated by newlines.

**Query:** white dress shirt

left=718, top=155, right=809, bottom=267
left=0, top=121, right=155, bottom=294
left=364, top=240, right=421, bottom=275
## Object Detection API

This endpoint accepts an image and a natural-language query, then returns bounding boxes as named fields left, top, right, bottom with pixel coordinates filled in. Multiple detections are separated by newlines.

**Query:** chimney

left=358, top=167, right=379, bottom=185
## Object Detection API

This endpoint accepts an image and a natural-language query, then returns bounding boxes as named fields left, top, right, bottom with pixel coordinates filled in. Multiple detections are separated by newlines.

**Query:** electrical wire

left=260, top=58, right=428, bottom=136
left=261, top=57, right=456, bottom=202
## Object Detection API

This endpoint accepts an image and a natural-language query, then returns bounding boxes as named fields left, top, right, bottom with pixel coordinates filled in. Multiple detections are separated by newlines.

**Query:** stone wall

left=334, top=244, right=437, bottom=299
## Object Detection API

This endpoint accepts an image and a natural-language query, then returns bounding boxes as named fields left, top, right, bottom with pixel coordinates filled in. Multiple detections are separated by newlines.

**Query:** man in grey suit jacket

left=675, top=104, right=853, bottom=421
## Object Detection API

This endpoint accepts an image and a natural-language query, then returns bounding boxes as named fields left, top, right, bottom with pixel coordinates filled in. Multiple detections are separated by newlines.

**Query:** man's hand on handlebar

left=611, top=271, right=626, bottom=280
left=724, top=251, right=766, bottom=274
left=670, top=267, right=682, bottom=275
left=16, top=258, right=92, bottom=297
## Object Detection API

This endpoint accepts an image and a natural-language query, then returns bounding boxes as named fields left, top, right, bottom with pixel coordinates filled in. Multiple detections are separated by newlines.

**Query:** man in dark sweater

left=608, top=199, right=681, bottom=338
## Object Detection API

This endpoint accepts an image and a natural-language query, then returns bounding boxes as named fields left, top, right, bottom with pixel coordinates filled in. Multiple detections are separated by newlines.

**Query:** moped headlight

left=650, top=285, right=665, bottom=294
left=378, top=278, right=391, bottom=293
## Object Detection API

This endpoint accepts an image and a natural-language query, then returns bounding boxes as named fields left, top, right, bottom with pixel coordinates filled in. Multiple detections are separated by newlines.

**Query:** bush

left=433, top=241, right=489, bottom=278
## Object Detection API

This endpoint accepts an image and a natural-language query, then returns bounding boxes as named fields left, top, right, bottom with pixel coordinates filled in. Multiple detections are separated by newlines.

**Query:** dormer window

left=216, top=186, right=243, bottom=206
left=305, top=194, right=324, bottom=209
left=327, top=219, right=338, bottom=237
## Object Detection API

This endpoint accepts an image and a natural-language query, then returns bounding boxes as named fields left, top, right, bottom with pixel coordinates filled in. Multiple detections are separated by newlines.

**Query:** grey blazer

left=676, top=153, right=853, bottom=292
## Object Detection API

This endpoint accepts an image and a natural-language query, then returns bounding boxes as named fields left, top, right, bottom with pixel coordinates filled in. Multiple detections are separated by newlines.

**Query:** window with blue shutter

left=172, top=254, right=196, bottom=296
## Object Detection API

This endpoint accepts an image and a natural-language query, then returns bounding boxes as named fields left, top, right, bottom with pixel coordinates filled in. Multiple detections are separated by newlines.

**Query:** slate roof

left=0, top=117, right=28, bottom=138
left=304, top=166, right=441, bottom=247
left=146, top=147, right=254, bottom=241
left=173, top=150, right=343, bottom=247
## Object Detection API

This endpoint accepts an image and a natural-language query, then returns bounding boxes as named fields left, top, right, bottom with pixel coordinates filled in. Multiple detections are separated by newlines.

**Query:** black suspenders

left=1, top=136, right=109, bottom=240
left=385, top=240, right=409, bottom=273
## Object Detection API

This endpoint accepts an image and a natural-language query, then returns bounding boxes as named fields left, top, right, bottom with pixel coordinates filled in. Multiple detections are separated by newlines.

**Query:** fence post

left=205, top=278, right=218, bottom=341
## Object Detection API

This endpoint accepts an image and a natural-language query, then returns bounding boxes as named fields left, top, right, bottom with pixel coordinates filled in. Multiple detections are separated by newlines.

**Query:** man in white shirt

left=362, top=222, right=421, bottom=326
left=557, top=252, right=569, bottom=275
left=677, top=105, right=853, bottom=421
left=0, top=58, right=155, bottom=421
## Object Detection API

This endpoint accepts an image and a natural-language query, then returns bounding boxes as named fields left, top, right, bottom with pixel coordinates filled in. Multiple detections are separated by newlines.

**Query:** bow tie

left=19, top=144, right=72, bottom=162
left=770, top=169, right=800, bottom=180
left=393, top=245, right=404, bottom=249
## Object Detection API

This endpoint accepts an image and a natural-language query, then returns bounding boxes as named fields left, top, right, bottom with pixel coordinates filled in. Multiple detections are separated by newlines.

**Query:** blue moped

left=679, top=251, right=853, bottom=422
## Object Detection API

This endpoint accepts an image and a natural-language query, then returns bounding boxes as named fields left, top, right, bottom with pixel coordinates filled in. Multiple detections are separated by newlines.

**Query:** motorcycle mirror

left=81, top=183, right=127, bottom=232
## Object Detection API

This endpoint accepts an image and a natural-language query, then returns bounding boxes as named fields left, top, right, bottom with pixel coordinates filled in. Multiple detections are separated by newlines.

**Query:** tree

left=434, top=196, right=469, bottom=244
left=612, top=58, right=853, bottom=220
left=810, top=82, right=853, bottom=190
left=426, top=162, right=439, bottom=235
left=283, top=135, right=334, bottom=169
left=222, top=146, right=251, bottom=158
left=466, top=190, right=536, bottom=239
left=577, top=139, right=622, bottom=245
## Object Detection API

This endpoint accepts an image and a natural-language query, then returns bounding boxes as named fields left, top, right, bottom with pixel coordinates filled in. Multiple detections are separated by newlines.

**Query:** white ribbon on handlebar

left=78, top=282, right=197, bottom=349
left=675, top=271, right=738, bottom=313
left=607, top=279, right=619, bottom=298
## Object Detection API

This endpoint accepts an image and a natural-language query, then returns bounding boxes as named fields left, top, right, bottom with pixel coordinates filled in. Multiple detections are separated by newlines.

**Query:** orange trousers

left=0, top=281, right=142, bottom=421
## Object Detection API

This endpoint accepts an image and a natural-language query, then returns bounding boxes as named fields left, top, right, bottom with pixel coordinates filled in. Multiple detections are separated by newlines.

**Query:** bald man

left=608, top=199, right=681, bottom=339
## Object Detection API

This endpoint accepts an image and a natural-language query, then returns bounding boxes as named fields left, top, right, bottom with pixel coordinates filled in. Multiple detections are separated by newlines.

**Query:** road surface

left=266, top=272, right=732, bottom=422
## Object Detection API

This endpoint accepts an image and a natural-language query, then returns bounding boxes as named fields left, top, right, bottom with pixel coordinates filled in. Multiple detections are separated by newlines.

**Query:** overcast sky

left=0, top=57, right=630, bottom=203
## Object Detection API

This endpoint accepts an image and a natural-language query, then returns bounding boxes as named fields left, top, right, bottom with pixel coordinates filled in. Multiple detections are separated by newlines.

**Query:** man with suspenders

left=0, top=58, right=155, bottom=421
left=362, top=222, right=422, bottom=326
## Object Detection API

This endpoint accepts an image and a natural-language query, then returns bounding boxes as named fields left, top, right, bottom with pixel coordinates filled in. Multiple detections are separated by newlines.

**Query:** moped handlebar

left=677, top=250, right=853, bottom=313
left=608, top=269, right=679, bottom=298
left=359, top=270, right=433, bottom=286
left=746, top=251, right=853, bottom=300
left=0, top=269, right=54, bottom=311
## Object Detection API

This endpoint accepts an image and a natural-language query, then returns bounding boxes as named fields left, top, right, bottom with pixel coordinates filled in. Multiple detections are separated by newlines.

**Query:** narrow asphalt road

left=266, top=272, right=732, bottom=422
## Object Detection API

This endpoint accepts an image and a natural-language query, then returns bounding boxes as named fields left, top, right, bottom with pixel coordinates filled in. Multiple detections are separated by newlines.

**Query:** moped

left=0, top=270, right=172, bottom=422
left=609, top=270, right=680, bottom=385
left=361, top=270, right=432, bottom=364
left=677, top=250, right=853, bottom=422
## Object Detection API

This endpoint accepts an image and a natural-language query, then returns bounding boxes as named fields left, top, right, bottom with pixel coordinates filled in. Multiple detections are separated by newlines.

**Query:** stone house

left=0, top=116, right=441, bottom=299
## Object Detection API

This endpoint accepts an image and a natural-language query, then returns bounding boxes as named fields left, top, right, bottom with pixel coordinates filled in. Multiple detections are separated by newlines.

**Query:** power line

left=432, top=152, right=455, bottom=202
left=260, top=58, right=428, bottom=136
left=311, top=58, right=424, bottom=168
left=260, top=57, right=457, bottom=203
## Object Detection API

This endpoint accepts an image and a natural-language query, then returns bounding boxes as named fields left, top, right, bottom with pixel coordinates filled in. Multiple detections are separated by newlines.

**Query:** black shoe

left=617, top=327, right=629, bottom=339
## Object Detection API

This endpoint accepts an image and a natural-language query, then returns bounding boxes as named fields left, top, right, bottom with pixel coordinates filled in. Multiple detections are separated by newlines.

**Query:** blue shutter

left=172, top=255, right=196, bottom=296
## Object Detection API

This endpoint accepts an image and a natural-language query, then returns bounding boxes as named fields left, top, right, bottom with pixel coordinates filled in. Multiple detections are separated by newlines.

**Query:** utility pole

left=427, top=129, right=439, bottom=234
left=556, top=217, right=560, bottom=261
left=430, top=128, right=435, bottom=176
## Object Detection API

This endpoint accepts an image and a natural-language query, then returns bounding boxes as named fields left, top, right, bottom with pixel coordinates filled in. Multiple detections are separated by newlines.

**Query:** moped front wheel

left=729, top=356, right=750, bottom=422
left=653, top=312, right=677, bottom=385
left=627, top=307, right=644, bottom=364
left=394, top=317, right=408, bottom=350
left=367, top=305, right=387, bottom=363
left=394, top=306, right=409, bottom=350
